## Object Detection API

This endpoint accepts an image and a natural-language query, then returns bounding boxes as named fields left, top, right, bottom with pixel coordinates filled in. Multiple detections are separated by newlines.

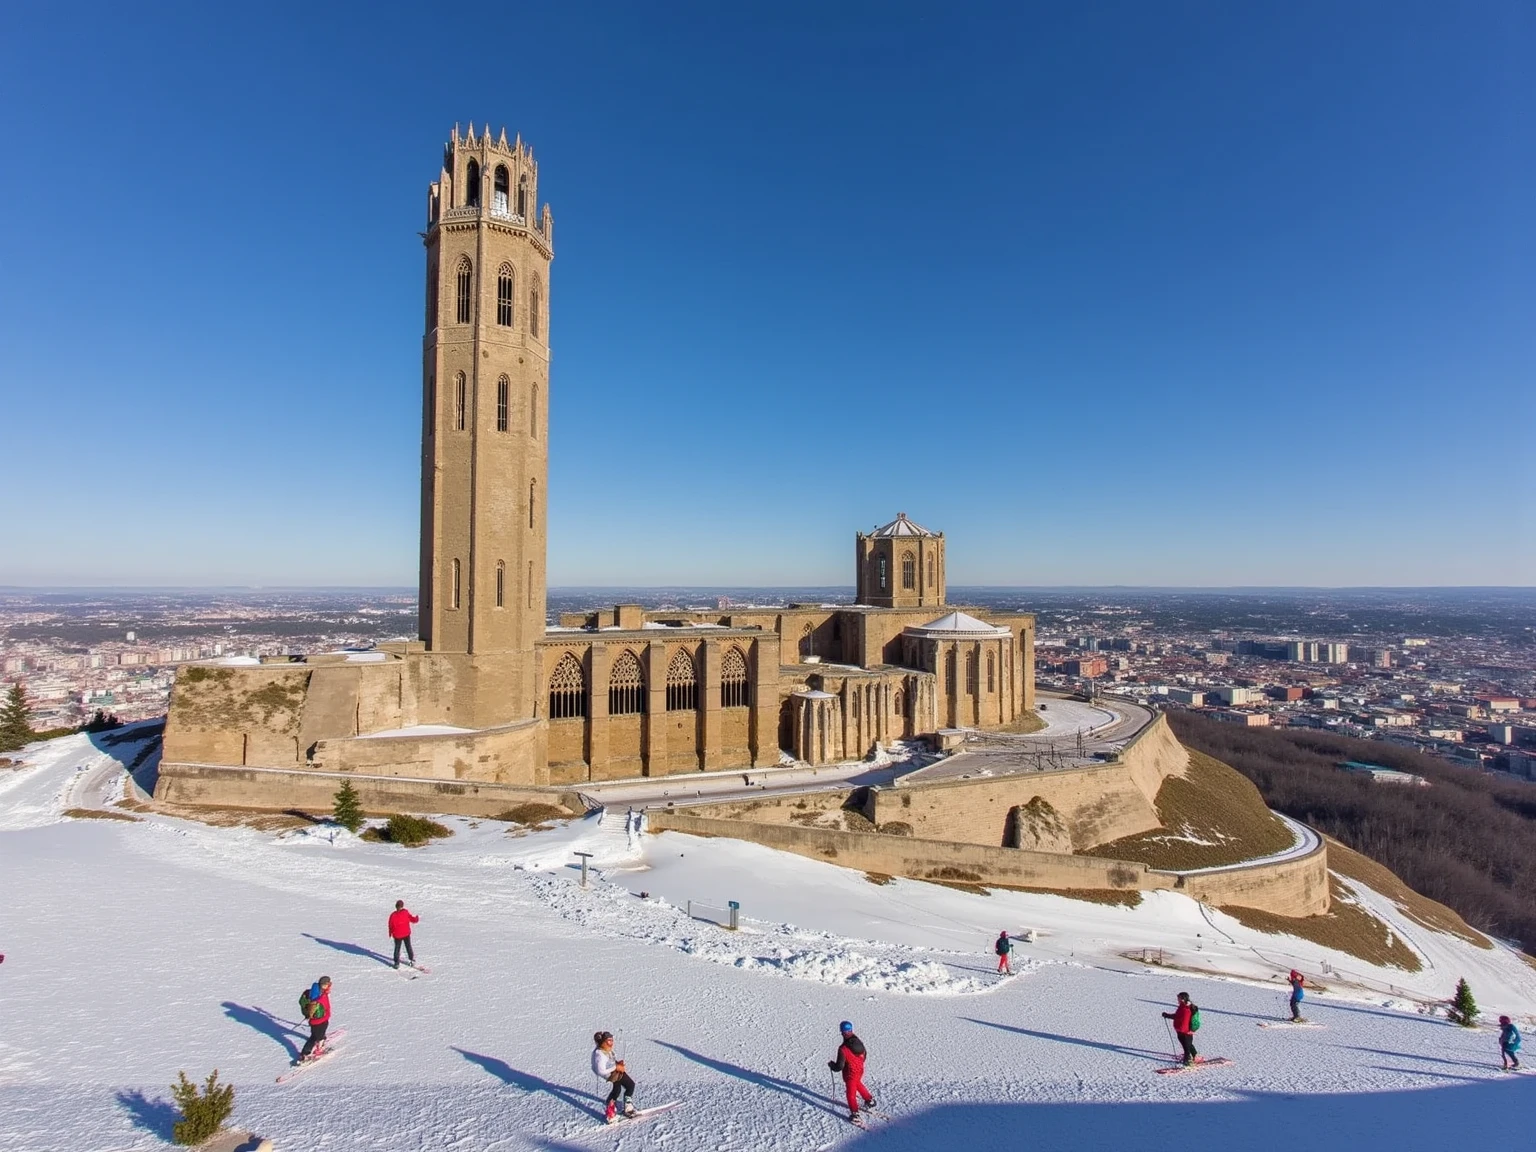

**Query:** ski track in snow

left=3, top=732, right=1536, bottom=1151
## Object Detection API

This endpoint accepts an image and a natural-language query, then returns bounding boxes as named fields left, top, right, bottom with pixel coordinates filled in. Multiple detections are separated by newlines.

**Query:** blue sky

left=1, top=2, right=1530, bottom=587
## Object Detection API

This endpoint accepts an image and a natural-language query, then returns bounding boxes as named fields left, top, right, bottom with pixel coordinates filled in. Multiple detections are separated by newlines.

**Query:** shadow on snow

left=114, top=1088, right=179, bottom=1141
left=221, top=1001, right=304, bottom=1058
left=301, top=932, right=393, bottom=966
left=452, top=1048, right=602, bottom=1119
left=652, top=1040, right=845, bottom=1119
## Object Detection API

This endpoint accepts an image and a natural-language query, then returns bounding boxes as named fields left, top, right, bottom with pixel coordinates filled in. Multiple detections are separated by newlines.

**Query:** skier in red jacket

left=388, top=900, right=420, bottom=969
left=296, top=976, right=332, bottom=1064
left=828, top=1021, right=876, bottom=1122
left=1162, top=992, right=1198, bottom=1065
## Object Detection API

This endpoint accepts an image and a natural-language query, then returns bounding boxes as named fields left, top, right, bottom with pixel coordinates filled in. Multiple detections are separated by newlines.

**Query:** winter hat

left=1500, top=1016, right=1512, bottom=1025
left=839, top=1021, right=854, bottom=1034
left=1290, top=970, right=1300, bottom=979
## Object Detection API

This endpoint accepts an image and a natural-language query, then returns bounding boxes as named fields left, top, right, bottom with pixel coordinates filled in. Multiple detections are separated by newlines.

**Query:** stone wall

left=310, top=718, right=545, bottom=786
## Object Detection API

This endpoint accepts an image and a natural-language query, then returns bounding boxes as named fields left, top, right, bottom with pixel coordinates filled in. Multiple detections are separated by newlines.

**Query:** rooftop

left=868, top=512, right=937, bottom=538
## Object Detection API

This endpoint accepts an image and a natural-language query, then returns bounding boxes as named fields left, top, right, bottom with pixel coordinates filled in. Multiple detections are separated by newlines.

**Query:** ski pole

left=1163, top=1017, right=1176, bottom=1061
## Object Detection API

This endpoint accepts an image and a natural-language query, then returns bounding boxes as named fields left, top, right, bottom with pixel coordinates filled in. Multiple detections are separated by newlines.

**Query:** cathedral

left=158, top=127, right=1035, bottom=805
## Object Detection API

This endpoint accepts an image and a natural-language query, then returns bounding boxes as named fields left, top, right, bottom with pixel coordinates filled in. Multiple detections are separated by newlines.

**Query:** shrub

left=494, top=802, right=570, bottom=825
left=368, top=813, right=453, bottom=847
left=170, top=1069, right=235, bottom=1145
left=1449, top=977, right=1479, bottom=1027
left=331, top=780, right=364, bottom=834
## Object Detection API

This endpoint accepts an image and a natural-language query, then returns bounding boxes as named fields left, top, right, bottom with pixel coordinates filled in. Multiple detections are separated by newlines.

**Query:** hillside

left=1168, top=711, right=1536, bottom=954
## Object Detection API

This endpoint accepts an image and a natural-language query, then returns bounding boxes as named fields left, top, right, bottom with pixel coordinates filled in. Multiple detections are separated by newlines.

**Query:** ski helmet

left=839, top=1021, right=854, bottom=1034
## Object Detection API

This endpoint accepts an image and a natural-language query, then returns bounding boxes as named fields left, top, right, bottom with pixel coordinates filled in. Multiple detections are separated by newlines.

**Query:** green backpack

left=299, top=987, right=319, bottom=1021
left=1189, top=1006, right=1202, bottom=1032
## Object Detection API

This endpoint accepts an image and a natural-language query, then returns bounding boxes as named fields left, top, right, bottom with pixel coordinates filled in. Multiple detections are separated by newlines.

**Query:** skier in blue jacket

left=1499, top=1016, right=1521, bottom=1071
left=1287, top=970, right=1306, bottom=1022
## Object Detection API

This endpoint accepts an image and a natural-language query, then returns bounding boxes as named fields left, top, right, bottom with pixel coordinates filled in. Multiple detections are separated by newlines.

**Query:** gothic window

left=945, top=650, right=955, bottom=693
left=528, top=479, right=536, bottom=529
left=894, top=689, right=904, bottom=716
left=878, top=556, right=888, bottom=591
left=609, top=649, right=645, bottom=715
left=530, top=277, right=542, bottom=338
left=928, top=555, right=935, bottom=585
left=497, top=264, right=514, bottom=326
left=853, top=692, right=860, bottom=720
left=465, top=159, right=480, bottom=208
left=987, top=651, right=995, bottom=693
left=455, top=372, right=467, bottom=431
left=666, top=649, right=698, bottom=711
left=450, top=558, right=461, bottom=610
left=496, top=376, right=509, bottom=432
left=493, top=165, right=509, bottom=214
left=517, top=173, right=527, bottom=219
left=720, top=646, right=749, bottom=707
left=548, top=652, right=586, bottom=719
left=966, top=650, right=978, bottom=695
left=901, top=551, right=915, bottom=590
left=456, top=258, right=473, bottom=324
left=799, top=623, right=813, bottom=658
left=530, top=383, right=539, bottom=438
left=495, top=561, right=505, bottom=608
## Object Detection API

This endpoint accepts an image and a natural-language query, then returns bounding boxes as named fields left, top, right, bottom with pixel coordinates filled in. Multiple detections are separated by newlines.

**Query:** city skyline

left=2, top=2, right=1531, bottom=588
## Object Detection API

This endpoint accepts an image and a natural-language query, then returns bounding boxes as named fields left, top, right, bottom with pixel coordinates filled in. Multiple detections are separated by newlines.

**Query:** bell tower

left=419, top=123, right=554, bottom=723
left=856, top=513, right=945, bottom=609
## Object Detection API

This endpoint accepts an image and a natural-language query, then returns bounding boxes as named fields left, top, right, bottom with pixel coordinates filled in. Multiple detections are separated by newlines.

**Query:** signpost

left=574, top=851, right=594, bottom=888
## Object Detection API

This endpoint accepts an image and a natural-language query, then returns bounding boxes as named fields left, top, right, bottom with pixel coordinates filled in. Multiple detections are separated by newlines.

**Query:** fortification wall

left=310, top=719, right=546, bottom=786
left=1174, top=839, right=1330, bottom=917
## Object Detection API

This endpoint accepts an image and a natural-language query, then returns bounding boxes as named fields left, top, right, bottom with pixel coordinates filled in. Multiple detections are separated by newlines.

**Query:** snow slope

left=2, top=732, right=1535, bottom=1151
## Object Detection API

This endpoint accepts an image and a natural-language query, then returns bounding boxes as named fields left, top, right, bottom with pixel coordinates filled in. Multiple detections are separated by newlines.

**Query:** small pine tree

left=1450, top=977, right=1479, bottom=1027
left=332, top=779, right=364, bottom=834
left=0, top=682, right=35, bottom=753
left=170, top=1069, right=235, bottom=1145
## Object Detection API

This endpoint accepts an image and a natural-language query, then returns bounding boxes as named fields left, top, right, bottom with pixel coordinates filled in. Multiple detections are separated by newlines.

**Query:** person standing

left=829, top=1020, right=876, bottom=1122
left=591, top=1031, right=636, bottom=1124
left=296, top=976, right=333, bottom=1064
left=1162, top=992, right=1199, bottom=1066
left=995, top=931, right=1014, bottom=975
left=388, top=900, right=420, bottom=969
left=1287, top=970, right=1306, bottom=1022
left=1499, top=1016, right=1522, bottom=1071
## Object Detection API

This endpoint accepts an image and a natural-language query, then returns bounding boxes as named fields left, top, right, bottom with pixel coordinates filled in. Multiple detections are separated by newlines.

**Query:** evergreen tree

left=170, top=1069, right=235, bottom=1145
left=332, top=780, right=364, bottom=834
left=0, top=682, right=35, bottom=753
left=1450, top=977, right=1479, bottom=1027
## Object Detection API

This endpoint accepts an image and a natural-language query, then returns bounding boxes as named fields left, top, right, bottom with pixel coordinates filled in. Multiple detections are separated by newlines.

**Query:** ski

left=568, top=1100, right=683, bottom=1137
left=1155, top=1056, right=1232, bottom=1076
left=394, top=963, right=429, bottom=976
left=1258, top=1020, right=1325, bottom=1029
left=276, top=1029, right=347, bottom=1083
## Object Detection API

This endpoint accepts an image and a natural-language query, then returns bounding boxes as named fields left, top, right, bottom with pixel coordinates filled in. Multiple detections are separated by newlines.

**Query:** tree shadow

left=453, top=1048, right=601, bottom=1119
left=1134, top=998, right=1278, bottom=1024
left=301, top=932, right=392, bottom=966
left=114, top=1088, right=178, bottom=1141
left=961, top=1018, right=1170, bottom=1063
left=222, top=1000, right=303, bottom=1058
left=652, top=1040, right=843, bottom=1118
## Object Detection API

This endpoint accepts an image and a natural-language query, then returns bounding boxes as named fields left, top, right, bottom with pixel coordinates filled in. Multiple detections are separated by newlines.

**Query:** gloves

left=828, top=1061, right=837, bottom=1071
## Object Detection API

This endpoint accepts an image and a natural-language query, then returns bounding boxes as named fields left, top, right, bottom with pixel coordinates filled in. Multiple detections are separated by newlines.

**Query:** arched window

left=721, top=646, right=749, bottom=707
left=517, top=173, right=527, bottom=219
left=465, top=159, right=480, bottom=208
left=454, top=372, right=467, bottom=431
left=666, top=649, right=698, bottom=711
left=528, top=479, right=536, bottom=529
left=530, top=277, right=541, bottom=338
left=530, top=383, right=539, bottom=438
left=609, top=650, right=645, bottom=715
left=496, top=264, right=514, bottom=326
left=799, top=623, right=813, bottom=658
left=928, top=555, right=935, bottom=585
left=456, top=258, right=473, bottom=324
left=450, top=558, right=461, bottom=610
left=966, top=650, right=978, bottom=695
left=496, top=376, right=509, bottom=432
left=986, top=651, right=995, bottom=693
left=945, top=650, right=955, bottom=693
left=901, top=551, right=915, bottom=590
left=495, top=561, right=505, bottom=608
left=548, top=652, right=586, bottom=719
left=878, top=556, right=888, bottom=591
left=853, top=692, right=860, bottom=720
left=893, top=689, right=904, bottom=716
left=493, top=165, right=509, bottom=214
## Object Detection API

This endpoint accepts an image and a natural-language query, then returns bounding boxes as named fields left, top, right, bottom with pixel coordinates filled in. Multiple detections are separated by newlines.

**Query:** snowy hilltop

left=2, top=728, right=1535, bottom=1151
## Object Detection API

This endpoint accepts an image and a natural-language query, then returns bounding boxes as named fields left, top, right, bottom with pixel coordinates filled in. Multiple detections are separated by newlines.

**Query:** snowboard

left=1258, top=1020, right=1324, bottom=1029
left=276, top=1029, right=348, bottom=1083
left=571, top=1100, right=683, bottom=1137
left=1155, top=1056, right=1232, bottom=1076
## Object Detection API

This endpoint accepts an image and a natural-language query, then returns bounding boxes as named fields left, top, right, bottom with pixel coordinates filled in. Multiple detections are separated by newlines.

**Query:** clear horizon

left=2, top=2, right=1531, bottom=587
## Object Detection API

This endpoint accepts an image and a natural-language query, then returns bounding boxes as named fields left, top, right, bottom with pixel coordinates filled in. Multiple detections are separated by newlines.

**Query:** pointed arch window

left=928, top=555, right=935, bottom=585
left=456, top=258, right=473, bottom=324
left=493, top=165, right=509, bottom=215
left=530, top=383, right=539, bottom=438
left=529, top=277, right=542, bottom=339
left=496, top=376, right=509, bottom=432
left=901, top=551, right=915, bottom=590
left=721, top=646, right=750, bottom=708
left=495, top=560, right=505, bottom=608
left=548, top=652, right=586, bottom=719
left=894, top=689, right=905, bottom=717
left=517, top=173, right=528, bottom=219
left=450, top=558, right=461, bottom=610
left=609, top=650, right=646, bottom=715
left=878, top=556, right=888, bottom=591
left=454, top=372, right=467, bottom=431
left=986, top=651, right=995, bottom=693
left=464, top=159, right=480, bottom=208
left=966, top=650, right=978, bottom=695
left=666, top=649, right=698, bottom=712
left=945, top=650, right=955, bottom=693
left=799, top=623, right=813, bottom=658
left=496, top=264, right=514, bottom=327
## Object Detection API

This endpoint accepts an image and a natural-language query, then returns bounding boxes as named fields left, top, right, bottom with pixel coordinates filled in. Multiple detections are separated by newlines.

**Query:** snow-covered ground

left=3, top=731, right=1535, bottom=1151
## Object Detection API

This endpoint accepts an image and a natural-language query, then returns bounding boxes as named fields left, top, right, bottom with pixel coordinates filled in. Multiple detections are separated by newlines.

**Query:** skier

left=995, top=930, right=1014, bottom=975
left=1287, top=969, right=1306, bottom=1022
left=296, top=976, right=333, bottom=1064
left=1162, top=991, right=1199, bottom=1066
left=828, top=1020, right=876, bottom=1122
left=591, top=1030, right=636, bottom=1124
left=388, top=899, right=420, bottom=969
left=1499, top=1016, right=1522, bottom=1071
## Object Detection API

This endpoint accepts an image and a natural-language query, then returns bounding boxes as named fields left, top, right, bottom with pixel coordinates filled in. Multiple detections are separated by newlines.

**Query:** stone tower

left=419, top=124, right=554, bottom=724
left=855, top=513, right=945, bottom=609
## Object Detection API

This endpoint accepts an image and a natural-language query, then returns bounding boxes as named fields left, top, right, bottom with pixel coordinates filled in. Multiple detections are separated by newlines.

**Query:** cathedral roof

left=903, top=611, right=1011, bottom=638
left=869, top=512, right=936, bottom=538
